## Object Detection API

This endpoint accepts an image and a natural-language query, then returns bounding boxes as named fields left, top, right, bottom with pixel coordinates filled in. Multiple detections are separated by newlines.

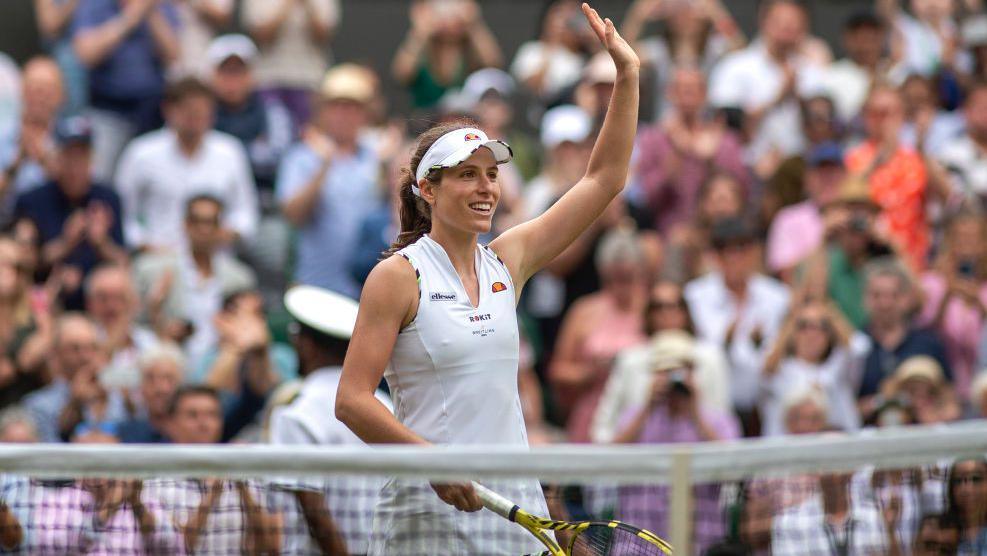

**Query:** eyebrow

left=456, top=164, right=499, bottom=171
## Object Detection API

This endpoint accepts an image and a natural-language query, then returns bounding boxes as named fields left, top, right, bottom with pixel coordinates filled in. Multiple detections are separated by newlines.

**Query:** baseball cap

left=413, top=127, right=513, bottom=193
left=284, top=285, right=360, bottom=340
left=963, top=15, right=987, bottom=48
left=583, top=51, right=617, bottom=85
left=207, top=34, right=258, bottom=69
left=320, top=64, right=376, bottom=104
left=540, top=105, right=592, bottom=149
left=806, top=141, right=844, bottom=168
left=462, top=68, right=516, bottom=103
left=54, top=115, right=93, bottom=147
left=649, top=331, right=696, bottom=372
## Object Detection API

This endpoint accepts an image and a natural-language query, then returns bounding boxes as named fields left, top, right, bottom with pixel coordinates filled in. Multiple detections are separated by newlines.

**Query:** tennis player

left=336, top=4, right=639, bottom=554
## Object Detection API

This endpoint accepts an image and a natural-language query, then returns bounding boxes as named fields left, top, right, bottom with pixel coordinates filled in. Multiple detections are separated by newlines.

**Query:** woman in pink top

left=549, top=228, right=648, bottom=442
left=918, top=207, right=987, bottom=399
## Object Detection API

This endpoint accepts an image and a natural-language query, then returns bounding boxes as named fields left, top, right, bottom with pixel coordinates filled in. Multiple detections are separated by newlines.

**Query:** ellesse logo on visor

left=464, top=132, right=481, bottom=141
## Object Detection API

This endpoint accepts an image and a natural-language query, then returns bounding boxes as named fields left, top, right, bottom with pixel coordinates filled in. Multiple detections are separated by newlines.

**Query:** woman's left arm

left=491, top=4, right=640, bottom=288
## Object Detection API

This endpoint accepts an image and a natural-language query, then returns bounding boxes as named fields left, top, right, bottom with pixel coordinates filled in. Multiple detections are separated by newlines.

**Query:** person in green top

left=391, top=0, right=504, bottom=110
left=800, top=177, right=896, bottom=329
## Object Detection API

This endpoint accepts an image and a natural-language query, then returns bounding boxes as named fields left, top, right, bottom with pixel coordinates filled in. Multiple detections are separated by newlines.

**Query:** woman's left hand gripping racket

left=472, top=482, right=673, bottom=556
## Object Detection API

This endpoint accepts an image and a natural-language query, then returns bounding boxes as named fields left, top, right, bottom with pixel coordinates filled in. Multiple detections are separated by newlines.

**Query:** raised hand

left=581, top=3, right=640, bottom=72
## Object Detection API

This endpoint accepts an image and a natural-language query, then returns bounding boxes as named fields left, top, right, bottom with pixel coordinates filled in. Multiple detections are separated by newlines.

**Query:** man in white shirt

left=684, top=218, right=790, bottom=432
left=708, top=0, right=826, bottom=164
left=267, top=285, right=390, bottom=555
left=937, top=82, right=987, bottom=201
left=115, top=77, right=258, bottom=252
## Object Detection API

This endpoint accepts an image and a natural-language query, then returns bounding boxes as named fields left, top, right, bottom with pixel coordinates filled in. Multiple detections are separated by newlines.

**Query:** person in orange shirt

left=846, top=84, right=929, bottom=269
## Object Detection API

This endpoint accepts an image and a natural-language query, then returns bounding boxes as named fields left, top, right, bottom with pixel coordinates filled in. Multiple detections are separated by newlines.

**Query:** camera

left=848, top=214, right=870, bottom=233
left=668, top=368, right=691, bottom=396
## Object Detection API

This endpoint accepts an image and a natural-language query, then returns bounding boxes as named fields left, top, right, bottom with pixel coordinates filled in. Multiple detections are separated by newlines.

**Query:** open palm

left=581, top=3, right=640, bottom=72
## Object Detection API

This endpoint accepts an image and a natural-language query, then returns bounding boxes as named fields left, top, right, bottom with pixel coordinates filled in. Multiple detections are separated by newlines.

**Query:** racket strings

left=569, top=524, right=669, bottom=556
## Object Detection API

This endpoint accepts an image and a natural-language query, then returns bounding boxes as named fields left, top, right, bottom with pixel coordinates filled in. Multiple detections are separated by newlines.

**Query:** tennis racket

left=472, top=482, right=673, bottom=556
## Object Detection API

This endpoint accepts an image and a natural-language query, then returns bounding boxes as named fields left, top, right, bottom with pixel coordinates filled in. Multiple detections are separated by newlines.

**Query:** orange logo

left=464, top=132, right=481, bottom=141
left=491, top=281, right=507, bottom=293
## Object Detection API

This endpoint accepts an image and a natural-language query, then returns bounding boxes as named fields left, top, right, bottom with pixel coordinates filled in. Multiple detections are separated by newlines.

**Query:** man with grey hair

left=858, top=257, right=950, bottom=417
left=21, top=313, right=127, bottom=442
left=116, top=343, right=186, bottom=443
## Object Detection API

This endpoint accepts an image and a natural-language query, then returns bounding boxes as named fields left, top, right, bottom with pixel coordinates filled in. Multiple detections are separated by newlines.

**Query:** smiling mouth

left=468, top=202, right=493, bottom=215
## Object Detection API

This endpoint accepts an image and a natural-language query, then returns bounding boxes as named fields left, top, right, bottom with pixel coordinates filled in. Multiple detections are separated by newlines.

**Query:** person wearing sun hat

left=267, top=285, right=391, bottom=555
left=878, top=355, right=960, bottom=425
left=275, top=63, right=382, bottom=299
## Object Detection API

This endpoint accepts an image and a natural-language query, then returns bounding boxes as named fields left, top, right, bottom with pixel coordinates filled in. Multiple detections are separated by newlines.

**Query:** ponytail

left=384, top=118, right=479, bottom=257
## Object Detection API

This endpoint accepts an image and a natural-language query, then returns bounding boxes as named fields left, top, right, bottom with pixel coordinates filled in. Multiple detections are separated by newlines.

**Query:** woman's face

left=951, top=460, right=987, bottom=513
left=425, top=147, right=501, bottom=236
left=648, top=282, right=688, bottom=333
left=0, top=241, right=24, bottom=300
left=901, top=377, right=939, bottom=409
left=784, top=400, right=827, bottom=435
left=792, top=304, right=832, bottom=363
left=700, top=176, right=743, bottom=223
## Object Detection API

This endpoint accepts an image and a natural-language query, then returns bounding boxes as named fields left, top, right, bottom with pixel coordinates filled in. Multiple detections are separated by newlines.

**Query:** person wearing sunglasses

left=947, top=458, right=987, bottom=555
left=760, top=299, right=863, bottom=436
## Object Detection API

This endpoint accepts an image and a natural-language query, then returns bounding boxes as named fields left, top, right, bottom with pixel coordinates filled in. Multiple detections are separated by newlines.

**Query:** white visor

left=413, top=127, right=512, bottom=196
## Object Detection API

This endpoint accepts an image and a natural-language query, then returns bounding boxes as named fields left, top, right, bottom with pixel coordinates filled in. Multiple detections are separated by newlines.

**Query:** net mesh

left=0, top=424, right=984, bottom=555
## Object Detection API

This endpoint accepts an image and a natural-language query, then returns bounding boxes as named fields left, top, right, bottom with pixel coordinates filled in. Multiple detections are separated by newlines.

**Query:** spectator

left=857, top=258, right=951, bottom=411
left=511, top=0, right=593, bottom=105
left=937, top=80, right=987, bottom=203
left=132, top=194, right=257, bottom=374
left=877, top=0, right=959, bottom=79
left=971, top=372, right=987, bottom=418
left=766, top=141, right=846, bottom=280
left=684, top=217, right=790, bottom=429
left=918, top=207, right=987, bottom=399
left=34, top=0, right=87, bottom=114
left=824, top=10, right=899, bottom=122
left=760, top=299, right=863, bottom=436
left=761, top=95, right=843, bottom=222
left=708, top=0, right=826, bottom=171
left=845, top=84, right=929, bottom=269
left=664, top=172, right=746, bottom=284
left=392, top=0, right=503, bottom=110
left=591, top=281, right=732, bottom=443
left=899, top=73, right=965, bottom=157
left=0, top=57, right=65, bottom=218
left=914, top=513, right=961, bottom=556
left=962, top=15, right=987, bottom=84
left=116, top=77, right=258, bottom=253
left=772, top=467, right=896, bottom=555
left=0, top=236, right=51, bottom=409
left=781, top=387, right=830, bottom=435
left=800, top=176, right=895, bottom=329
left=613, top=342, right=740, bottom=553
left=173, top=0, right=234, bottom=78
left=523, top=105, right=592, bottom=220
left=0, top=407, right=39, bottom=443
left=946, top=457, right=987, bottom=555
left=146, top=385, right=281, bottom=554
left=72, top=0, right=180, bottom=181
left=276, top=64, right=381, bottom=299
left=242, top=0, right=340, bottom=128
left=21, top=313, right=127, bottom=443
left=633, top=65, right=749, bottom=235
left=84, top=264, right=158, bottom=391
left=460, top=68, right=540, bottom=180
left=621, top=0, right=744, bottom=119
left=268, top=286, right=384, bottom=555
left=878, top=355, right=962, bottom=425
left=208, top=34, right=294, bottom=200
left=116, top=343, right=185, bottom=443
left=549, top=228, right=648, bottom=442
left=14, top=115, right=126, bottom=310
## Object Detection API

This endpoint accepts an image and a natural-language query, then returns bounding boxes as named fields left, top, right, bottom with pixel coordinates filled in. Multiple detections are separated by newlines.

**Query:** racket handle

left=472, top=481, right=518, bottom=522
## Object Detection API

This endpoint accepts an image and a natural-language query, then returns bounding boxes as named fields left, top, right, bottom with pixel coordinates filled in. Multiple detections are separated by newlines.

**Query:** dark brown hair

left=385, top=118, right=480, bottom=257
left=164, top=77, right=214, bottom=104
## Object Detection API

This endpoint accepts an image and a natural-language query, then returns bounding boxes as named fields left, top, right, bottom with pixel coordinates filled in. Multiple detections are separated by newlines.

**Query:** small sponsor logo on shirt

left=491, top=281, right=507, bottom=293
left=430, top=291, right=457, bottom=301
left=469, top=313, right=492, bottom=322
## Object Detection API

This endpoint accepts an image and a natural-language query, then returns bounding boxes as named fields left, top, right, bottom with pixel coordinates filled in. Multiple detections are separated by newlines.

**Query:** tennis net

left=0, top=422, right=985, bottom=555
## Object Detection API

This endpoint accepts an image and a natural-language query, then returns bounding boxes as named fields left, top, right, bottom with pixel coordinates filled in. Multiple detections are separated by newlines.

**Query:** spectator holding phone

left=918, top=207, right=987, bottom=400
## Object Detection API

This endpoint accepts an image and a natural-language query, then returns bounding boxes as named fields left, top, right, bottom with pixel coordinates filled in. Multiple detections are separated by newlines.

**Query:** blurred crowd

left=1, top=0, right=987, bottom=553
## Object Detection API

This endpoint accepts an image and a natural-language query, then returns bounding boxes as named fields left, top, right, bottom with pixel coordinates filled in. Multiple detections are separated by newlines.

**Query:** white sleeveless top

left=369, top=235, right=548, bottom=555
